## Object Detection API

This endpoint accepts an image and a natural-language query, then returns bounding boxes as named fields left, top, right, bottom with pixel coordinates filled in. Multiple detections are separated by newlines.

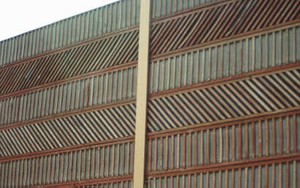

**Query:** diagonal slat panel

left=0, top=103, right=136, bottom=157
left=150, top=0, right=300, bottom=57
left=0, top=30, right=139, bottom=95
left=0, top=0, right=140, bottom=67
left=148, top=68, right=300, bottom=132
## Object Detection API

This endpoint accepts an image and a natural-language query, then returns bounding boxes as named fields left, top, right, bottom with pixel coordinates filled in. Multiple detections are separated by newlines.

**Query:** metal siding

left=0, top=30, right=139, bottom=96
left=0, top=66, right=137, bottom=126
left=146, top=161, right=299, bottom=188
left=147, top=113, right=299, bottom=172
left=0, top=102, right=136, bottom=157
left=0, top=0, right=300, bottom=187
left=147, top=67, right=300, bottom=132
left=149, top=25, right=300, bottom=93
left=0, top=142, right=134, bottom=187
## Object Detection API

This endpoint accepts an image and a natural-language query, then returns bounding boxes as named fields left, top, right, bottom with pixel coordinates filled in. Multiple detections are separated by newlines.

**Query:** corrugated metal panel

left=0, top=102, right=136, bottom=157
left=0, top=65, right=137, bottom=126
left=150, top=0, right=300, bottom=57
left=0, top=0, right=140, bottom=67
left=0, top=141, right=134, bottom=187
left=146, top=112, right=299, bottom=172
left=147, top=160, right=299, bottom=188
left=149, top=25, right=300, bottom=93
left=151, top=0, right=224, bottom=19
left=147, top=68, right=300, bottom=132
left=0, top=29, right=139, bottom=95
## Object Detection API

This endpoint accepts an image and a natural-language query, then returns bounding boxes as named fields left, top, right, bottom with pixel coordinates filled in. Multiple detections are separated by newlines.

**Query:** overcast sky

left=0, top=0, right=118, bottom=41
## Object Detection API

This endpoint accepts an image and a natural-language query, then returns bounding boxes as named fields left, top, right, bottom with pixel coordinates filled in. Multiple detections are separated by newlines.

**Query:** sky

left=0, top=0, right=118, bottom=41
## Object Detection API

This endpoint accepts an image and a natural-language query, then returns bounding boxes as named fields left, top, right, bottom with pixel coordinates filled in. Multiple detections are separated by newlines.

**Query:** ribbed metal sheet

left=0, top=29, right=139, bottom=95
left=149, top=25, right=300, bottom=93
left=146, top=113, right=299, bottom=172
left=147, top=160, right=300, bottom=188
left=0, top=0, right=140, bottom=67
left=0, top=141, right=134, bottom=187
left=147, top=68, right=300, bottom=132
left=150, top=0, right=300, bottom=57
left=0, top=103, right=136, bottom=157
left=0, top=66, right=136, bottom=126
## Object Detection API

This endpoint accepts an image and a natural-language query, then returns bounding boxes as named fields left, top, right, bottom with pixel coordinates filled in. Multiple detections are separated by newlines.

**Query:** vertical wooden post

left=133, top=0, right=151, bottom=187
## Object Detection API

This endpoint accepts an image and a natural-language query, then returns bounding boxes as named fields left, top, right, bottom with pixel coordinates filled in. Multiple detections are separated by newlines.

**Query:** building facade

left=0, top=0, right=300, bottom=187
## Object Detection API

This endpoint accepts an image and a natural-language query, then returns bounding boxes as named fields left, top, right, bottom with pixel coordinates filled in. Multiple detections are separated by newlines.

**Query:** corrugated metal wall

left=0, top=0, right=299, bottom=187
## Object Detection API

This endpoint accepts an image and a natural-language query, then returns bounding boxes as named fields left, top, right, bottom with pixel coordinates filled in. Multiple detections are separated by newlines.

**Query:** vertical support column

left=133, top=0, right=151, bottom=188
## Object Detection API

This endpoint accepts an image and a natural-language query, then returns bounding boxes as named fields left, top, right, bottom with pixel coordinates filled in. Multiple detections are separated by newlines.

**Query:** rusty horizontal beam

left=146, top=153, right=300, bottom=178
left=149, top=61, right=300, bottom=99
